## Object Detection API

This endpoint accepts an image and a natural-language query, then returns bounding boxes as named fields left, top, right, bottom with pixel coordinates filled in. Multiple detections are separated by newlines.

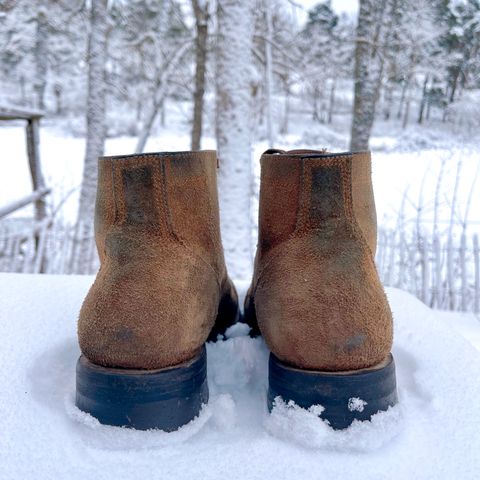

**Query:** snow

left=265, top=398, right=402, bottom=452
left=1, top=273, right=480, bottom=479
left=347, top=397, right=367, bottom=412
left=433, top=309, right=480, bottom=352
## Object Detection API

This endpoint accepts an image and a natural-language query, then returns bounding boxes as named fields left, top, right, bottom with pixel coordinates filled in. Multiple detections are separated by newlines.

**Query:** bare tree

left=216, top=0, right=255, bottom=281
left=350, top=0, right=395, bottom=151
left=191, top=0, right=209, bottom=151
left=418, top=74, right=429, bottom=124
left=112, top=0, right=188, bottom=152
left=75, top=0, right=108, bottom=273
left=135, top=40, right=191, bottom=153
left=264, top=0, right=274, bottom=147
left=33, top=6, right=48, bottom=110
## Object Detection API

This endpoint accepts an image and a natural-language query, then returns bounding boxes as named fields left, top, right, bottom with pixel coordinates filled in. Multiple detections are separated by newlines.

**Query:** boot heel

left=75, top=346, right=208, bottom=431
left=268, top=353, right=398, bottom=430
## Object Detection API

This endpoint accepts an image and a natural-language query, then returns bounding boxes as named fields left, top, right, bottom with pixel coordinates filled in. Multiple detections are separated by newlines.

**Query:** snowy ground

left=1, top=273, right=480, bottom=480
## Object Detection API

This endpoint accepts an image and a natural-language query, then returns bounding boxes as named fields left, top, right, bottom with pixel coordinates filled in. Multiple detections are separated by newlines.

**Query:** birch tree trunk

left=75, top=0, right=108, bottom=274
left=191, top=0, right=209, bottom=151
left=350, top=0, right=391, bottom=151
left=216, top=0, right=254, bottom=281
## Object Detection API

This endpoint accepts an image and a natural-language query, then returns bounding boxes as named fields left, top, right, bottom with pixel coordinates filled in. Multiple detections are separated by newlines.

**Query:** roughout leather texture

left=78, top=151, right=238, bottom=370
left=245, top=150, right=393, bottom=371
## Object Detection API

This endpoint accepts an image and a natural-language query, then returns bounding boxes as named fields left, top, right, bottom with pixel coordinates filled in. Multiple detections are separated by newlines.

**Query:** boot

left=76, top=151, right=239, bottom=431
left=245, top=149, right=398, bottom=429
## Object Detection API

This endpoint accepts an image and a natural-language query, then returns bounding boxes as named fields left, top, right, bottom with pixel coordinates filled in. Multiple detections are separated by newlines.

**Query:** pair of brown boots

left=75, top=149, right=397, bottom=432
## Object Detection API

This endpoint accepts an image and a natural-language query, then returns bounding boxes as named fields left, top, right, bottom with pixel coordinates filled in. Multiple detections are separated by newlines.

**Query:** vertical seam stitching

left=342, top=155, right=354, bottom=222
left=111, top=160, right=119, bottom=223
left=294, top=158, right=306, bottom=232
left=161, top=157, right=177, bottom=240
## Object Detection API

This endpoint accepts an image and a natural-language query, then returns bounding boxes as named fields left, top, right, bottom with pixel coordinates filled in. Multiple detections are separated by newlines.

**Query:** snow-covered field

left=1, top=273, right=480, bottom=480
left=2, top=116, right=480, bottom=233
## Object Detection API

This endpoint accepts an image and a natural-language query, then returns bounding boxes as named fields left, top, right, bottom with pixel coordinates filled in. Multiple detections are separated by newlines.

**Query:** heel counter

left=78, top=238, right=220, bottom=369
left=255, top=228, right=392, bottom=371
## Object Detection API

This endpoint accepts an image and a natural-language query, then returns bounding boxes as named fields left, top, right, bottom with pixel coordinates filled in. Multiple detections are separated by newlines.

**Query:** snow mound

left=64, top=392, right=236, bottom=450
left=265, top=397, right=403, bottom=452
left=1, top=273, right=480, bottom=479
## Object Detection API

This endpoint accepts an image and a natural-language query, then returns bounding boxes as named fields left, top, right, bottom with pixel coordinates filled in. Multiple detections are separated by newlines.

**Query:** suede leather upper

left=246, top=150, right=393, bottom=371
left=78, top=151, right=238, bottom=369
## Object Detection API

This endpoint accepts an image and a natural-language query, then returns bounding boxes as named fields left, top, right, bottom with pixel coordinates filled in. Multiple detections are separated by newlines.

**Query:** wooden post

left=25, top=117, right=47, bottom=221
left=25, top=113, right=47, bottom=273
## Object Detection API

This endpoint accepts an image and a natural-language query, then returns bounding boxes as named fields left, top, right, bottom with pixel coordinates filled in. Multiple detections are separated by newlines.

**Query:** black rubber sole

left=75, top=346, right=208, bottom=431
left=268, top=353, right=398, bottom=429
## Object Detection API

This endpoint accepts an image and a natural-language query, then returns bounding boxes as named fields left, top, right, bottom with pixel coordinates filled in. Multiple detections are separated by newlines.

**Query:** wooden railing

left=0, top=106, right=48, bottom=222
left=0, top=188, right=51, bottom=220
left=377, top=228, right=480, bottom=314
left=0, top=221, right=479, bottom=314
